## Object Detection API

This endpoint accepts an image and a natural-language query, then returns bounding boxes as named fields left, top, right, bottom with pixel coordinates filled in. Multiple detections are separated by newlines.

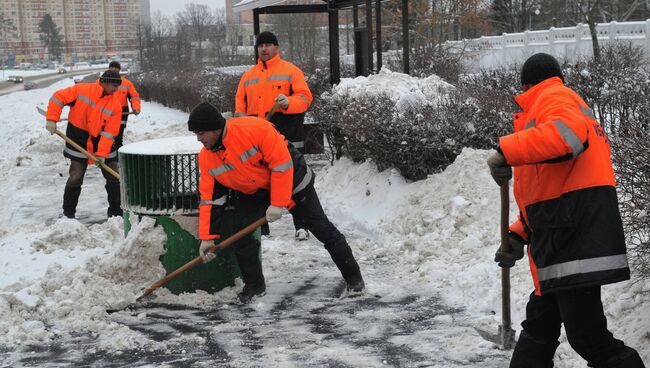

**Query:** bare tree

left=267, top=12, right=328, bottom=73
left=132, top=16, right=149, bottom=67
left=209, top=9, right=250, bottom=67
left=575, top=0, right=602, bottom=61
left=489, top=0, right=546, bottom=33
left=149, top=11, right=173, bottom=67
left=177, top=4, right=216, bottom=65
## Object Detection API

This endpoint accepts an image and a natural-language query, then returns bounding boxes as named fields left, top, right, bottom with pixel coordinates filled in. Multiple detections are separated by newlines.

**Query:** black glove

left=486, top=150, right=512, bottom=186
left=495, top=233, right=525, bottom=268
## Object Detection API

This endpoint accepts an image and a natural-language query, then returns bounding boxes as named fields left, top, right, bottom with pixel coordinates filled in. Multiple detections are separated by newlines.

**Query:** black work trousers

left=114, top=105, right=129, bottom=151
left=510, top=286, right=645, bottom=368
left=63, top=159, right=122, bottom=218
left=230, top=184, right=362, bottom=288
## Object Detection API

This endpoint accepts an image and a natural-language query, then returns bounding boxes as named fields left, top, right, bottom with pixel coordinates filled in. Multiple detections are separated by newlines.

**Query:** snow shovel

left=475, top=182, right=516, bottom=349
left=52, top=129, right=121, bottom=181
left=106, top=216, right=268, bottom=313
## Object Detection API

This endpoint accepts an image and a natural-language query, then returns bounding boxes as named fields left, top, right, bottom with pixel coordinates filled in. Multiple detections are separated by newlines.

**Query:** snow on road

left=0, top=76, right=648, bottom=367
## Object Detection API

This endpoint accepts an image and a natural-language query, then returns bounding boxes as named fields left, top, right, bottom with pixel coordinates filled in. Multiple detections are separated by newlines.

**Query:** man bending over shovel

left=487, top=53, right=644, bottom=367
left=189, top=102, right=365, bottom=304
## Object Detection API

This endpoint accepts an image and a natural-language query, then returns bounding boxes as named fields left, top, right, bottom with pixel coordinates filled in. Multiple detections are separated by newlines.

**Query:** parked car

left=23, top=81, right=37, bottom=90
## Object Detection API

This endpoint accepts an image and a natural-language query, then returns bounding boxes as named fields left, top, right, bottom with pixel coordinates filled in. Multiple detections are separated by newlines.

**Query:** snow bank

left=0, top=216, right=166, bottom=349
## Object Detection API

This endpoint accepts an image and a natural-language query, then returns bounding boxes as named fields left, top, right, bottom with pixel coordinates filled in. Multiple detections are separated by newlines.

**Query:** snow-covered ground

left=0, top=74, right=648, bottom=367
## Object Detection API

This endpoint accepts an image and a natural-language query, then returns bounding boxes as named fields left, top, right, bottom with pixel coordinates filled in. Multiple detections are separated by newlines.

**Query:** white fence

left=453, top=19, right=650, bottom=70
left=213, top=65, right=251, bottom=76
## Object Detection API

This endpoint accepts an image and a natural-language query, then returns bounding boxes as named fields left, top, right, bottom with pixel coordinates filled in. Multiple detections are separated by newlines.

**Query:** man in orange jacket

left=189, top=101, right=364, bottom=303
left=235, top=31, right=314, bottom=241
left=487, top=53, right=644, bottom=368
left=45, top=70, right=123, bottom=219
left=108, top=61, right=141, bottom=150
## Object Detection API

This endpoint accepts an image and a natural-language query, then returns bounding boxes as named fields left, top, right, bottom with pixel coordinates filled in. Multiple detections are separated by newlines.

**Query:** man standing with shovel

left=108, top=61, right=141, bottom=150
left=487, top=53, right=645, bottom=367
left=235, top=31, right=314, bottom=242
left=45, top=70, right=124, bottom=218
left=189, top=101, right=364, bottom=303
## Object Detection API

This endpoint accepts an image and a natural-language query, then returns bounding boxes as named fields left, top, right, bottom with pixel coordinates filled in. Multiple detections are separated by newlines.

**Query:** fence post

left=645, top=19, right=650, bottom=60
left=524, top=30, right=530, bottom=56
left=609, top=21, right=617, bottom=41
left=575, top=23, right=584, bottom=57
left=502, top=33, right=508, bottom=66
left=548, top=27, right=556, bottom=56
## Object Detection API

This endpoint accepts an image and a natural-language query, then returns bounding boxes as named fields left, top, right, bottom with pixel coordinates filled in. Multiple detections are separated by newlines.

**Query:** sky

left=150, top=0, right=226, bottom=18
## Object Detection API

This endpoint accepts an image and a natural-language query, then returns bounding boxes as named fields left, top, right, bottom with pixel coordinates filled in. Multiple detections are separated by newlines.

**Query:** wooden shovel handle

left=54, top=129, right=121, bottom=180
left=265, top=103, right=280, bottom=121
left=500, top=183, right=512, bottom=332
left=500, top=184, right=510, bottom=253
left=137, top=216, right=268, bottom=300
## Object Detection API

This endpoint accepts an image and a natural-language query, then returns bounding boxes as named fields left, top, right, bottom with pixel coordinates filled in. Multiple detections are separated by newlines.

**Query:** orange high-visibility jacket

left=115, top=77, right=141, bottom=113
left=235, top=53, right=313, bottom=119
left=500, top=77, right=629, bottom=295
left=46, top=81, right=122, bottom=159
left=198, top=116, right=296, bottom=240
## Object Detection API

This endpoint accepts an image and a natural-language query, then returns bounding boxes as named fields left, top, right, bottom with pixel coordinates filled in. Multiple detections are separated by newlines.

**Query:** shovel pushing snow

left=106, top=216, right=268, bottom=313
left=475, top=183, right=516, bottom=349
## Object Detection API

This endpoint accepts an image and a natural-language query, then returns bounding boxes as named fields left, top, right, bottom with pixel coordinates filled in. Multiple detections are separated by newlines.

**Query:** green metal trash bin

left=119, top=136, right=260, bottom=294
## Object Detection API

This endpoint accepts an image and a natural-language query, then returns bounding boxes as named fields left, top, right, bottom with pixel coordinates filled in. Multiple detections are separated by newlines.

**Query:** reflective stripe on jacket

left=46, top=81, right=122, bottom=159
left=500, top=77, right=629, bottom=295
left=235, top=53, right=313, bottom=119
left=115, top=77, right=141, bottom=112
left=198, top=116, right=313, bottom=240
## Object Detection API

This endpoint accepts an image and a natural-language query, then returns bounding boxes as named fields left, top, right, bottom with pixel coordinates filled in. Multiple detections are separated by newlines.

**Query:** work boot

left=62, top=185, right=82, bottom=219
left=105, top=182, right=122, bottom=217
left=237, top=283, right=266, bottom=304
left=234, top=238, right=266, bottom=303
left=295, top=228, right=309, bottom=241
left=346, top=274, right=365, bottom=293
left=595, top=347, right=645, bottom=368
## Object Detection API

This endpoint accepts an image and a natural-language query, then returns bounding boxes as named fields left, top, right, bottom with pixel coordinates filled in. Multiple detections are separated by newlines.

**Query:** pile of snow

left=0, top=216, right=166, bottom=348
left=331, top=68, right=455, bottom=110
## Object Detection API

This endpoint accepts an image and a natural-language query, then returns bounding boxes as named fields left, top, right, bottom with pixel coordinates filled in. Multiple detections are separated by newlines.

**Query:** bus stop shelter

left=233, top=0, right=410, bottom=85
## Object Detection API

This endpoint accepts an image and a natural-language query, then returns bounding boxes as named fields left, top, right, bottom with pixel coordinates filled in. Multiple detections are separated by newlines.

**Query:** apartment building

left=0, top=0, right=150, bottom=63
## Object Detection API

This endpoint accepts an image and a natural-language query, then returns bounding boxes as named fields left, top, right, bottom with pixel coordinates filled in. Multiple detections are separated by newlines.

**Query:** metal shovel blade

left=475, top=325, right=516, bottom=349
left=106, top=294, right=152, bottom=314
